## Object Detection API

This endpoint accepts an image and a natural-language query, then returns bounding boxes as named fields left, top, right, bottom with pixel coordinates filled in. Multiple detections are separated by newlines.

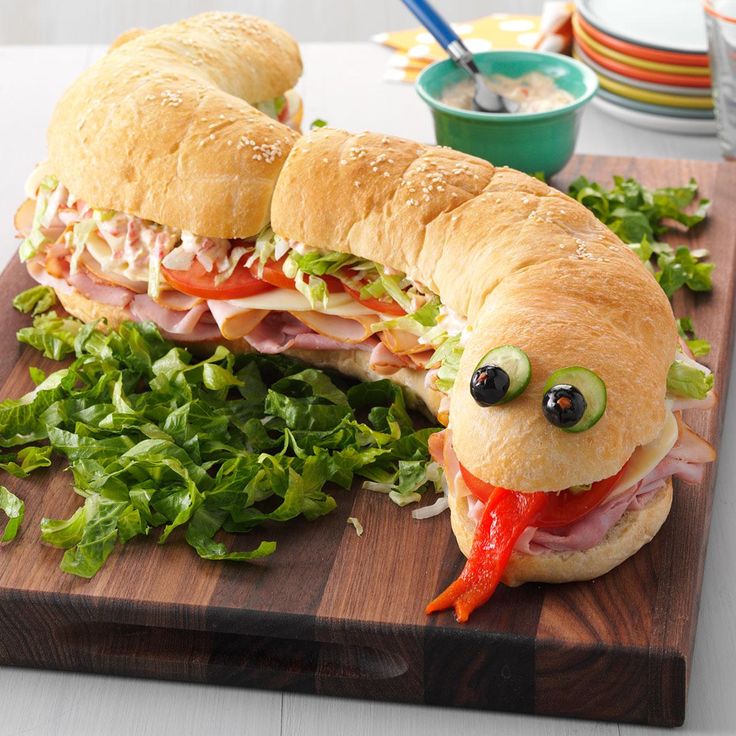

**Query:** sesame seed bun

left=47, top=12, right=301, bottom=238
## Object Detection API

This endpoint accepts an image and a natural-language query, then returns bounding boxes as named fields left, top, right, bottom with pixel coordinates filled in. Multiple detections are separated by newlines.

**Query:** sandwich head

left=450, top=242, right=678, bottom=493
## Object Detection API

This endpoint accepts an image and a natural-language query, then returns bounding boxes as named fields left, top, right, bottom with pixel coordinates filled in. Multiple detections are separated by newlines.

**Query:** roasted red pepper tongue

left=426, top=489, right=547, bottom=623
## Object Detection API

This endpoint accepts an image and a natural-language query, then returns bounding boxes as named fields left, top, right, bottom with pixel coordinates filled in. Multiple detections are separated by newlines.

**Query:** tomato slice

left=459, top=464, right=498, bottom=504
left=252, top=256, right=344, bottom=294
left=255, top=257, right=297, bottom=290
left=342, top=283, right=406, bottom=316
left=534, top=463, right=629, bottom=528
left=459, top=461, right=630, bottom=529
left=162, top=253, right=274, bottom=300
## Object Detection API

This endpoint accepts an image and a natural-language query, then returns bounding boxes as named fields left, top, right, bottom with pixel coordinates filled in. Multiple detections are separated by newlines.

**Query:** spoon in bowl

left=401, top=0, right=518, bottom=113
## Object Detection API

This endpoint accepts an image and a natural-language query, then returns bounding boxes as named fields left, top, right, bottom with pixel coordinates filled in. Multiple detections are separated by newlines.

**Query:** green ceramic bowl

left=416, top=51, right=598, bottom=177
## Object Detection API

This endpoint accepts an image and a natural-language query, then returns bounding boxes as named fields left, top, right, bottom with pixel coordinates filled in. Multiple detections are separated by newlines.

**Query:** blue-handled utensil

left=401, top=0, right=518, bottom=113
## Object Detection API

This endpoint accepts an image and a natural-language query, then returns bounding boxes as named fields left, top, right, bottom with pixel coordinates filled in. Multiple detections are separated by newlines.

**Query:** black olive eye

left=470, top=365, right=510, bottom=406
left=469, top=345, right=531, bottom=408
left=541, top=366, right=607, bottom=432
left=542, top=385, right=586, bottom=428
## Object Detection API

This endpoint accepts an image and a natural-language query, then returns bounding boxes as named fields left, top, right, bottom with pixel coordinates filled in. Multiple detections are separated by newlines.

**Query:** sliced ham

left=293, top=332, right=374, bottom=352
left=407, top=349, right=435, bottom=369
left=68, top=269, right=134, bottom=308
left=670, top=414, right=716, bottom=464
left=129, top=294, right=220, bottom=340
left=154, top=289, right=204, bottom=311
left=243, top=311, right=364, bottom=354
left=207, top=299, right=270, bottom=340
left=515, top=485, right=640, bottom=555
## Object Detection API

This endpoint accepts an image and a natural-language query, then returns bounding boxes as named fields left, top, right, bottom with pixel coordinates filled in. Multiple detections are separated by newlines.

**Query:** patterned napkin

left=373, top=2, right=574, bottom=82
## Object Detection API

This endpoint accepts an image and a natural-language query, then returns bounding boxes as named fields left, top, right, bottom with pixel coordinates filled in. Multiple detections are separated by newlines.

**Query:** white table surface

left=0, top=42, right=734, bottom=736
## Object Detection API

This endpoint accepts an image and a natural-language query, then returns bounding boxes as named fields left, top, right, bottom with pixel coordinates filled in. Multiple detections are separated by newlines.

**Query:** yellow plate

left=573, top=16, right=711, bottom=76
left=593, top=69, right=713, bottom=109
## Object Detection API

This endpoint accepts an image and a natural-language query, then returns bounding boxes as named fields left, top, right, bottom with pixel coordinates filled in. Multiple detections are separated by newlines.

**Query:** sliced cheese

left=221, top=288, right=378, bottom=317
left=610, top=411, right=678, bottom=497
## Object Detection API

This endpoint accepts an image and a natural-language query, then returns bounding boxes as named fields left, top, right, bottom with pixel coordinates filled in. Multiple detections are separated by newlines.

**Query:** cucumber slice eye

left=470, top=345, right=531, bottom=407
left=542, top=366, right=607, bottom=432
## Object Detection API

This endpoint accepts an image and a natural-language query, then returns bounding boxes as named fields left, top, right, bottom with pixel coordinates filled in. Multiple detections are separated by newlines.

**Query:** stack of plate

left=573, top=0, right=714, bottom=135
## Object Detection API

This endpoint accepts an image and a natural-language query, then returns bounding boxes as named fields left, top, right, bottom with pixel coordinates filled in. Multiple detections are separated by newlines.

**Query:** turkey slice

left=207, top=299, right=270, bottom=340
left=289, top=311, right=377, bottom=344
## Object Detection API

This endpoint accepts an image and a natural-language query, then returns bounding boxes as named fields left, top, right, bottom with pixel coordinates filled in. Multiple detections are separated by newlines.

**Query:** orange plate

left=575, top=34, right=712, bottom=88
left=575, top=12, right=710, bottom=67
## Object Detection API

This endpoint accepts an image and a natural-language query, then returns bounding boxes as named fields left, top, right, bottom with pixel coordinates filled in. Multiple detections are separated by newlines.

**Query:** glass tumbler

left=704, top=0, right=736, bottom=158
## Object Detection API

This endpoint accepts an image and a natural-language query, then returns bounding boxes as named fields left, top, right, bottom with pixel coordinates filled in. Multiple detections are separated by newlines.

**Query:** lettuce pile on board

left=1, top=290, right=440, bottom=577
left=568, top=175, right=712, bottom=297
left=568, top=175, right=714, bottom=356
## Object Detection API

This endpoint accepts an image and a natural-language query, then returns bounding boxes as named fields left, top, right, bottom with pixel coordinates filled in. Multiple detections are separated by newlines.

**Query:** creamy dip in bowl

left=440, top=71, right=575, bottom=114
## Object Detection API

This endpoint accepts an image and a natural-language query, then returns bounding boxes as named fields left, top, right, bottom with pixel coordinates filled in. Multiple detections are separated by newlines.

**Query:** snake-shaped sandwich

left=14, top=14, right=716, bottom=622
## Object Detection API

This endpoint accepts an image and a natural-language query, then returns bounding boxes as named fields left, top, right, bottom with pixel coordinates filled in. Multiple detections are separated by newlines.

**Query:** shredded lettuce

left=667, top=360, right=714, bottom=400
left=676, top=317, right=711, bottom=357
left=0, top=486, right=24, bottom=543
left=246, top=226, right=282, bottom=277
left=359, top=268, right=414, bottom=312
left=12, top=285, right=56, bottom=316
left=372, top=298, right=441, bottom=338
left=287, top=249, right=359, bottom=277
left=19, top=175, right=59, bottom=262
left=427, top=335, right=464, bottom=393
left=2, top=307, right=441, bottom=578
left=69, top=219, right=98, bottom=274
left=254, top=95, right=286, bottom=120
left=655, top=245, right=713, bottom=297
left=0, top=446, right=52, bottom=478
left=346, top=516, right=363, bottom=535
left=568, top=175, right=712, bottom=299
left=282, top=257, right=329, bottom=309
left=16, top=310, right=85, bottom=360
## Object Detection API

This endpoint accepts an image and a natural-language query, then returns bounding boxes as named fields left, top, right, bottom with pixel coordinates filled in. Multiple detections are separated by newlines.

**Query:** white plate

left=592, top=94, right=717, bottom=135
left=573, top=44, right=712, bottom=96
left=577, top=0, right=708, bottom=54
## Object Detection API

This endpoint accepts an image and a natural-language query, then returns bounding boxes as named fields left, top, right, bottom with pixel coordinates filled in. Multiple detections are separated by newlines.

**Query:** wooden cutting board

left=0, top=155, right=734, bottom=728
